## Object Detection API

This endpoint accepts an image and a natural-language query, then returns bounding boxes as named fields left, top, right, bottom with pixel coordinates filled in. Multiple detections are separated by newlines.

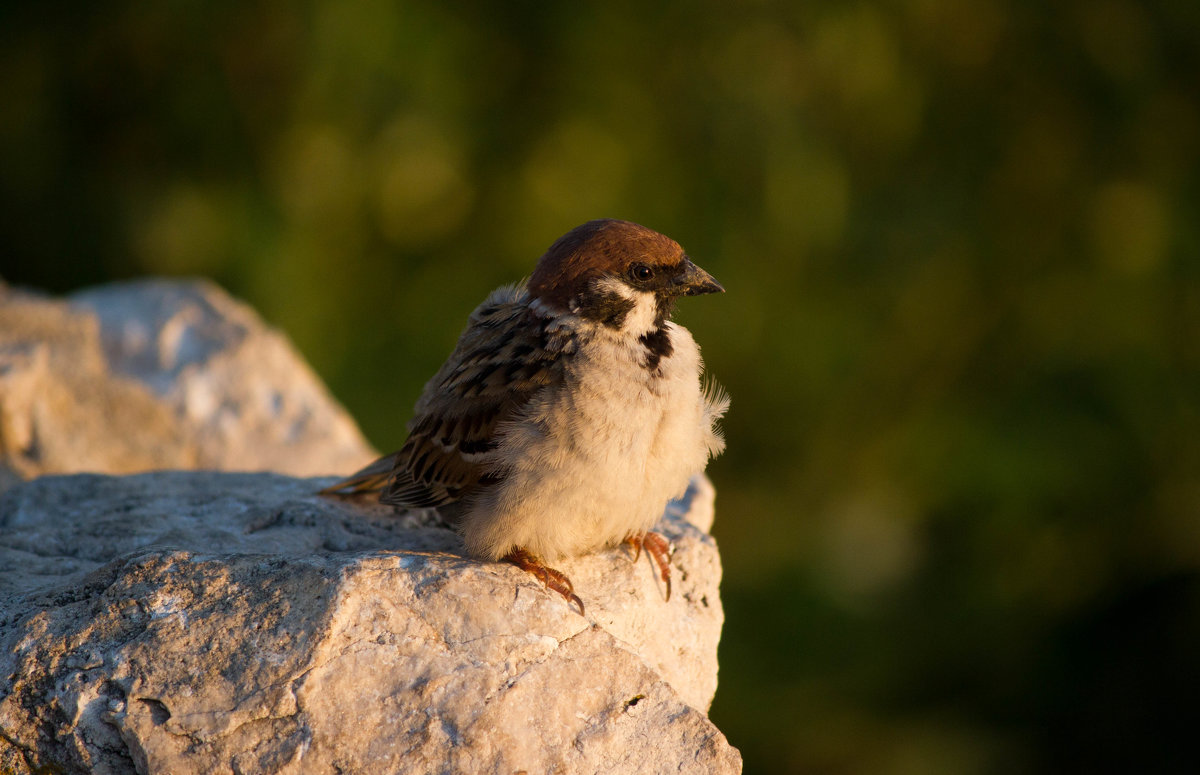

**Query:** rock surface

left=0, top=472, right=738, bottom=774
left=0, top=279, right=376, bottom=485
left=0, top=278, right=740, bottom=774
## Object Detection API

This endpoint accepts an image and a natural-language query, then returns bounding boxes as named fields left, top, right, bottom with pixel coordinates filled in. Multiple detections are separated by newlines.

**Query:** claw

left=626, top=531, right=674, bottom=601
left=503, top=548, right=585, bottom=614
left=622, top=534, right=643, bottom=563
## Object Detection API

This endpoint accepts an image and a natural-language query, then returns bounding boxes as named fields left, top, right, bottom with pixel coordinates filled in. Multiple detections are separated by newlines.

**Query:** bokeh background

left=2, top=1, right=1198, bottom=772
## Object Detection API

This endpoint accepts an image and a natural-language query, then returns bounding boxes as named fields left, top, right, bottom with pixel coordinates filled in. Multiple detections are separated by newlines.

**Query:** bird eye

left=631, top=264, right=654, bottom=282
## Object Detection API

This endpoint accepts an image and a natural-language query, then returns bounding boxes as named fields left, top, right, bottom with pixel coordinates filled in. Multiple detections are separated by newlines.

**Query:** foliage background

left=2, top=1, right=1198, bottom=772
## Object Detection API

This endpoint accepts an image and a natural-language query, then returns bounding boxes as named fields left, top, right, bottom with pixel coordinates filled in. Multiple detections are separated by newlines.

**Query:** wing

left=322, top=284, right=570, bottom=510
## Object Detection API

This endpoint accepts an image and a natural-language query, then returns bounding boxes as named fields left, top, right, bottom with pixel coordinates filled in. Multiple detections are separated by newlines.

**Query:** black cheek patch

left=576, top=289, right=636, bottom=329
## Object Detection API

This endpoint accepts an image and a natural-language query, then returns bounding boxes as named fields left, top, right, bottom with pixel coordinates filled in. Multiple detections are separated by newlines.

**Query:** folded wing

left=320, top=285, right=568, bottom=512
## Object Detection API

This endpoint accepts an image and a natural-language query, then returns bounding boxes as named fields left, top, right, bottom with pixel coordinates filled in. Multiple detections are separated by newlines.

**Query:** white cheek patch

left=592, top=276, right=660, bottom=336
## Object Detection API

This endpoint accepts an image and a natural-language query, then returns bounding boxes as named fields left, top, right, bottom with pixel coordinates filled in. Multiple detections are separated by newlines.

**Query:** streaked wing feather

left=372, top=284, right=568, bottom=510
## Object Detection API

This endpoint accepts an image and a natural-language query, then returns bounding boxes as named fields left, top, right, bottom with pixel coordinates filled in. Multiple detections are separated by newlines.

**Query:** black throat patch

left=639, top=324, right=674, bottom=372
left=654, top=294, right=676, bottom=326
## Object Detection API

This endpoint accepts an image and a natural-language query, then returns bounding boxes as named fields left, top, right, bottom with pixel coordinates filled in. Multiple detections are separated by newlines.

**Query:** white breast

left=458, top=312, right=726, bottom=561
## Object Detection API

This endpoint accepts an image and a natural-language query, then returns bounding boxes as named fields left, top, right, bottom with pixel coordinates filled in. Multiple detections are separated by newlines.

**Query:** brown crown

left=528, top=219, right=685, bottom=310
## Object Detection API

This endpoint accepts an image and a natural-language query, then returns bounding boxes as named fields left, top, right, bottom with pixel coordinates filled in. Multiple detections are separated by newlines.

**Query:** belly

left=458, top=341, right=704, bottom=561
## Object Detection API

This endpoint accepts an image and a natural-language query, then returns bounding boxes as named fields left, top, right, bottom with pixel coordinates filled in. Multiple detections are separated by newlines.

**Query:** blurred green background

left=2, top=1, right=1198, bottom=772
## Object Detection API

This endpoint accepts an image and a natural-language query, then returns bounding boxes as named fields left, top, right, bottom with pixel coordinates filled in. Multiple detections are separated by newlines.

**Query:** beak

left=672, top=257, right=725, bottom=296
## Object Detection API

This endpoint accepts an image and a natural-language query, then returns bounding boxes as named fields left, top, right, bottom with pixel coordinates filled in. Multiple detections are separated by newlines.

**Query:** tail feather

left=318, top=452, right=400, bottom=496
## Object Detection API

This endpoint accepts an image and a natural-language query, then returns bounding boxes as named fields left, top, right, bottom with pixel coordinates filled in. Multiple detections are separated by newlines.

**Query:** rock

left=0, top=471, right=740, bottom=774
left=0, top=279, right=376, bottom=486
left=0, top=286, right=197, bottom=481
left=0, top=277, right=740, bottom=773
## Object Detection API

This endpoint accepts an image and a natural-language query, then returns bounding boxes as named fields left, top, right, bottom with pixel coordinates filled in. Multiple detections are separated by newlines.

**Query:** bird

left=321, top=218, right=728, bottom=613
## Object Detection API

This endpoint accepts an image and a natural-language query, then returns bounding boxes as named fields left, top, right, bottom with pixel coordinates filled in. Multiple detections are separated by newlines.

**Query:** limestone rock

left=0, top=279, right=376, bottom=486
left=0, top=286, right=196, bottom=480
left=0, top=471, right=740, bottom=774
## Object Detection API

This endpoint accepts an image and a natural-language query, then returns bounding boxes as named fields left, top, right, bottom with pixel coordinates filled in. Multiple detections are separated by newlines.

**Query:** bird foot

left=503, top=548, right=585, bottom=615
left=623, top=531, right=674, bottom=601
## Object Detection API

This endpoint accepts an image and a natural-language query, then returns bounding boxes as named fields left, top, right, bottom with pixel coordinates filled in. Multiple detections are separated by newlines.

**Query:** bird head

left=528, top=219, right=723, bottom=333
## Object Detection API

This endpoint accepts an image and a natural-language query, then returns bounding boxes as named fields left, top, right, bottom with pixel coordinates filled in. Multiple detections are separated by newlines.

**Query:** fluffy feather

left=322, top=219, right=728, bottom=606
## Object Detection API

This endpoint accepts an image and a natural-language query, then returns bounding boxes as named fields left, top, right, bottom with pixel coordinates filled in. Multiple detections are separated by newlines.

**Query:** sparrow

left=321, top=218, right=728, bottom=613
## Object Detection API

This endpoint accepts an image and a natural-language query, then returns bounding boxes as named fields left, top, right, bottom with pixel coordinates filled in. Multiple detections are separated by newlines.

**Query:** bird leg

left=623, top=531, right=674, bottom=601
left=502, top=547, right=585, bottom=615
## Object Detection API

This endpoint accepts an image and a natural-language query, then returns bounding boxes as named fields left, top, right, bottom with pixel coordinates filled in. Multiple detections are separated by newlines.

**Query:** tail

left=318, top=452, right=400, bottom=497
